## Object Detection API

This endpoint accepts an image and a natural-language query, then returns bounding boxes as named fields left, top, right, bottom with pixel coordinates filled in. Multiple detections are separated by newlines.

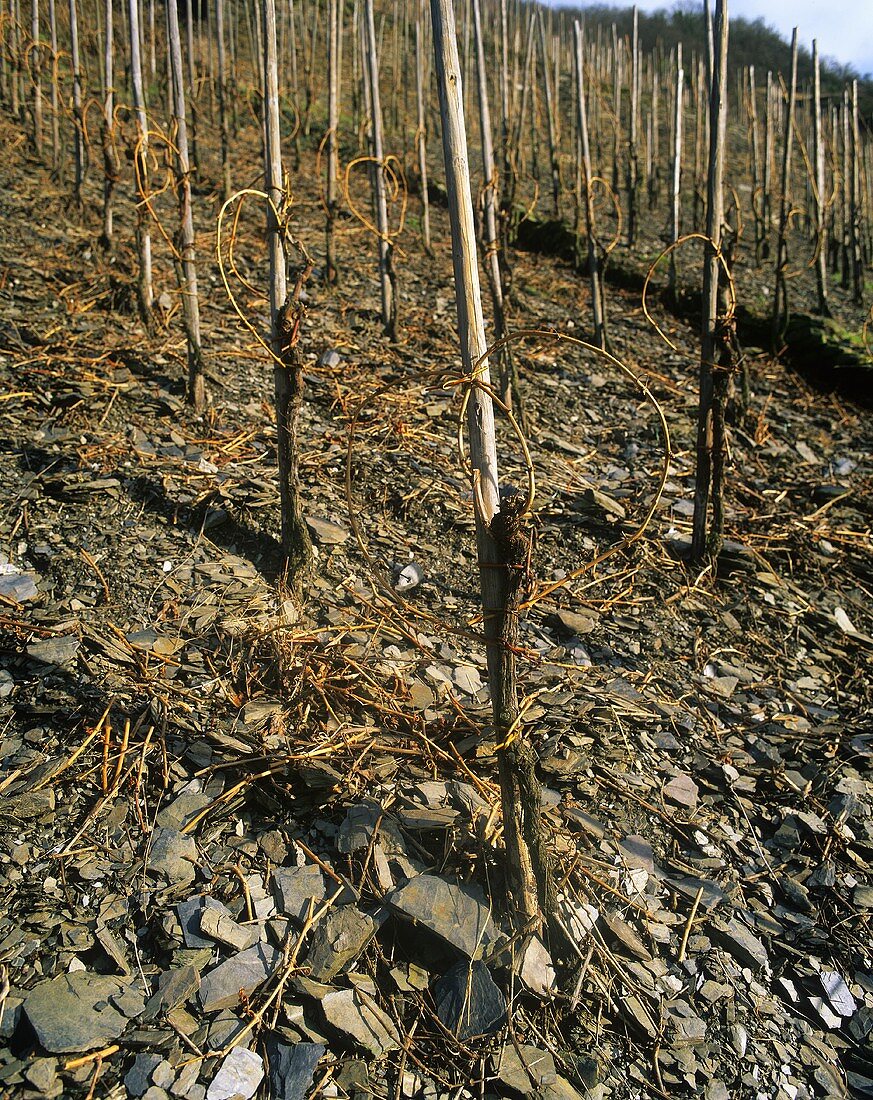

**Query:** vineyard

left=0, top=0, right=872, bottom=1097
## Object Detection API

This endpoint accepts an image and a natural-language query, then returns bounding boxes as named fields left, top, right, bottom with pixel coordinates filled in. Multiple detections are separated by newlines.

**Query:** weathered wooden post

left=100, top=0, right=119, bottom=248
left=573, top=19, right=606, bottom=350
left=771, top=28, right=797, bottom=348
left=811, top=42, right=830, bottom=316
left=471, top=0, right=515, bottom=412
left=69, top=0, right=85, bottom=206
left=128, top=0, right=153, bottom=327
left=430, top=0, right=554, bottom=932
left=691, top=0, right=731, bottom=564
left=325, top=0, right=339, bottom=282
left=413, top=10, right=431, bottom=253
left=363, top=0, right=396, bottom=338
left=216, top=0, right=231, bottom=200
left=668, top=42, right=683, bottom=300
left=263, top=0, right=313, bottom=591
left=167, top=0, right=207, bottom=410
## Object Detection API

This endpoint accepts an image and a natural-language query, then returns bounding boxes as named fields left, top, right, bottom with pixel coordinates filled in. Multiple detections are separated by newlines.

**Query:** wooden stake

left=430, top=0, right=549, bottom=934
left=325, top=0, right=339, bottom=283
left=413, top=9, right=431, bottom=253
left=771, top=28, right=797, bottom=348
left=691, top=0, right=730, bottom=564
left=573, top=19, right=606, bottom=350
left=362, top=0, right=395, bottom=338
left=167, top=0, right=207, bottom=410
left=128, top=0, right=153, bottom=327
left=263, top=0, right=313, bottom=591
left=811, top=42, right=830, bottom=316
left=216, top=0, right=231, bottom=198
left=668, top=42, right=683, bottom=300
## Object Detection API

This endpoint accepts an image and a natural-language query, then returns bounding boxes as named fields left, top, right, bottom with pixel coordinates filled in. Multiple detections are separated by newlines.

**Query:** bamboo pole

left=263, top=0, right=313, bottom=592
left=167, top=0, right=206, bottom=410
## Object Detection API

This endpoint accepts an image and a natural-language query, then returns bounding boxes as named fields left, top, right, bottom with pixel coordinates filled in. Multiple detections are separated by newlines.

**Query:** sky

left=562, top=0, right=873, bottom=77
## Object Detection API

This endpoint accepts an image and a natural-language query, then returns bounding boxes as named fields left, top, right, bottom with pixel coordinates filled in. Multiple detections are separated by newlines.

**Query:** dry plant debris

left=0, top=109, right=871, bottom=1100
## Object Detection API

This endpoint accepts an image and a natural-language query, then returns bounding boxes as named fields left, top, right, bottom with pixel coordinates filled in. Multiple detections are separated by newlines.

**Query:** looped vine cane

left=342, top=154, right=408, bottom=255
left=216, top=185, right=308, bottom=370
left=344, top=328, right=671, bottom=636
left=642, top=232, right=738, bottom=353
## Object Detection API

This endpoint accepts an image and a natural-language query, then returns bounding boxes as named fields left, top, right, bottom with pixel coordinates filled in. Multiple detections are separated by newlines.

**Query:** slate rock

left=177, top=896, right=234, bottom=949
left=146, top=964, right=201, bottom=1016
left=494, top=1044, right=557, bottom=1094
left=147, top=828, right=198, bottom=887
left=433, top=961, right=506, bottom=1041
left=199, top=944, right=281, bottom=1013
left=710, top=917, right=768, bottom=971
left=663, top=774, right=699, bottom=809
left=517, top=936, right=556, bottom=996
left=24, top=1057, right=58, bottom=1094
left=305, top=907, right=377, bottom=982
left=24, top=972, right=128, bottom=1053
left=4, top=788, right=55, bottom=820
left=547, top=609, right=598, bottom=636
left=318, top=349, right=342, bottom=368
left=199, top=906, right=258, bottom=952
left=305, top=516, right=349, bottom=545
left=320, top=989, right=401, bottom=1056
left=265, top=1039, right=325, bottom=1100
left=26, top=635, right=80, bottom=666
left=600, top=909, right=652, bottom=961
left=206, top=1047, right=264, bottom=1100
left=0, top=570, right=39, bottom=602
left=388, top=875, right=495, bottom=958
left=271, top=865, right=328, bottom=925
left=536, top=1074, right=588, bottom=1100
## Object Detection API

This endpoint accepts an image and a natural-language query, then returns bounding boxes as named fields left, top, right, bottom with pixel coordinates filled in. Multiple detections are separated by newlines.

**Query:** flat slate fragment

left=206, top=1047, right=264, bottom=1100
left=320, top=988, right=401, bottom=1056
left=26, top=635, right=80, bottom=666
left=433, top=961, right=506, bottom=1041
left=199, top=944, right=281, bottom=1013
left=24, top=972, right=128, bottom=1053
left=494, top=1043, right=557, bottom=1094
left=387, top=874, right=495, bottom=958
left=271, top=864, right=328, bottom=924
left=710, top=917, right=768, bottom=971
left=147, top=827, right=198, bottom=887
left=305, top=906, right=377, bottom=981
left=265, top=1039, right=325, bottom=1100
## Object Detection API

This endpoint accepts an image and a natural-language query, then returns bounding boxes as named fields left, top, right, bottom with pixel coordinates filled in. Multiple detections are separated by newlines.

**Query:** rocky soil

left=0, top=104, right=872, bottom=1100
